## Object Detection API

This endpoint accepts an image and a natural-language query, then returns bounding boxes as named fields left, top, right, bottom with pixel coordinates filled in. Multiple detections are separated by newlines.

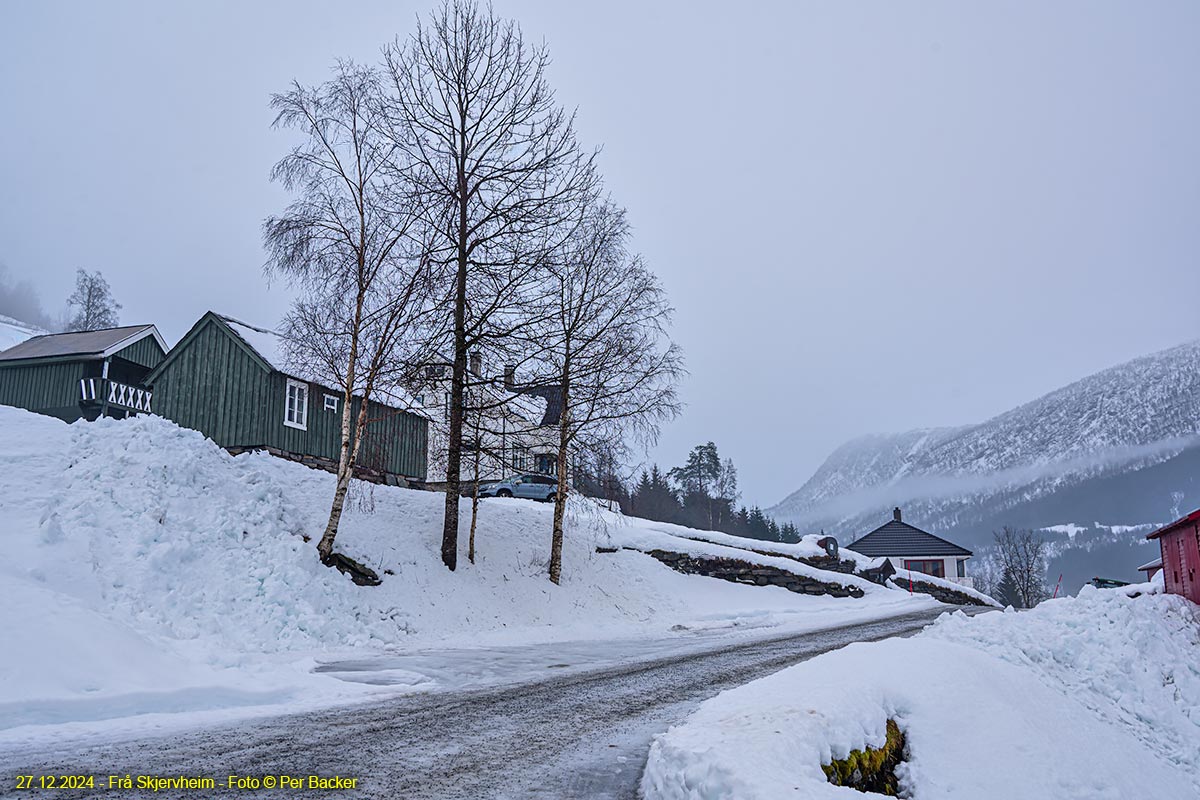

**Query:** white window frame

left=284, top=379, right=309, bottom=430
left=323, top=393, right=339, bottom=413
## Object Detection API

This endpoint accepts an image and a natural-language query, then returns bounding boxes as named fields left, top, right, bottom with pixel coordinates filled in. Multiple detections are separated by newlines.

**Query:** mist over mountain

left=769, top=339, right=1200, bottom=592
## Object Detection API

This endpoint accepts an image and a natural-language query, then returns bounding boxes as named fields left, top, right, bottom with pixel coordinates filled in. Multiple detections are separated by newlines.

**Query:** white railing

left=79, top=378, right=152, bottom=413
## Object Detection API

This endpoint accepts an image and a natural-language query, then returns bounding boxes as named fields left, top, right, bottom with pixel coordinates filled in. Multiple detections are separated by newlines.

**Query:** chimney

left=893, top=507, right=902, bottom=522
left=469, top=351, right=482, bottom=378
left=504, top=365, right=517, bottom=392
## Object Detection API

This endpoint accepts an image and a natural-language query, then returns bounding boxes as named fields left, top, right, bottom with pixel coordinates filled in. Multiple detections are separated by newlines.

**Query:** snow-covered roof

left=218, top=315, right=290, bottom=373
left=1137, top=558, right=1162, bottom=572
left=216, top=314, right=428, bottom=417
left=0, top=324, right=166, bottom=363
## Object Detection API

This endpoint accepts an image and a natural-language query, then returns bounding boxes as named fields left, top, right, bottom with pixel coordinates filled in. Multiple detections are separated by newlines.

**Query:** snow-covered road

left=2, top=609, right=957, bottom=800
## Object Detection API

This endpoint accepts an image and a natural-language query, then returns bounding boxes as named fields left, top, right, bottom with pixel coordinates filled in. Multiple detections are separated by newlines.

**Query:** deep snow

left=0, top=313, right=48, bottom=353
left=642, top=577, right=1200, bottom=799
left=0, top=407, right=936, bottom=743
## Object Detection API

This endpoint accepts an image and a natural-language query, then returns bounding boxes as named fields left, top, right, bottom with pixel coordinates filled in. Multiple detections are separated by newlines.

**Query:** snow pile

left=0, top=407, right=934, bottom=736
left=925, top=577, right=1200, bottom=773
left=31, top=415, right=397, bottom=654
left=643, top=584, right=1200, bottom=799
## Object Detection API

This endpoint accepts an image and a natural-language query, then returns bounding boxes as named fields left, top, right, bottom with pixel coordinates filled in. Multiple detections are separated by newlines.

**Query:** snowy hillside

left=643, top=580, right=1200, bottom=799
left=0, top=407, right=933, bottom=742
left=0, top=313, right=49, bottom=352
left=770, top=338, right=1200, bottom=586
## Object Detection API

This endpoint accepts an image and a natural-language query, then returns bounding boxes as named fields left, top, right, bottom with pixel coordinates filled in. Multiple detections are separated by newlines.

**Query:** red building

left=1147, top=509, right=1200, bottom=604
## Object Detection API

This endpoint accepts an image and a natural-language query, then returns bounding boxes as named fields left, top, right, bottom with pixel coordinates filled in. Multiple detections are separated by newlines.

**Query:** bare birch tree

left=993, top=526, right=1050, bottom=608
left=264, top=61, right=435, bottom=565
left=534, top=200, right=683, bottom=583
left=382, top=0, right=597, bottom=571
left=65, top=269, right=121, bottom=331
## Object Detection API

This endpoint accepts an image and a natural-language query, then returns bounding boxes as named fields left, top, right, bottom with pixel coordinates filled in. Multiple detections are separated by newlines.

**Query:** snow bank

left=925, top=577, right=1200, bottom=774
left=0, top=407, right=933, bottom=736
left=643, top=584, right=1200, bottom=799
left=0, top=577, right=289, bottom=730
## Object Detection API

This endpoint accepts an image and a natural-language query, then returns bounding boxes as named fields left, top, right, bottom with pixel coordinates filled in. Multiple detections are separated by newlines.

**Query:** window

left=512, top=448, right=528, bottom=471
left=285, top=379, right=308, bottom=430
left=323, top=394, right=339, bottom=412
left=904, top=559, right=945, bottom=578
left=956, top=559, right=966, bottom=578
left=535, top=453, right=557, bottom=476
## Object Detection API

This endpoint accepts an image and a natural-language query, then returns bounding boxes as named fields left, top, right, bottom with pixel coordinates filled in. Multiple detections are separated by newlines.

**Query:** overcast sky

left=2, top=1, right=1197, bottom=506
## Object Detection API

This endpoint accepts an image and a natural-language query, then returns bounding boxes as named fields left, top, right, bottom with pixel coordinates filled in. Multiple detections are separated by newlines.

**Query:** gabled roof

left=145, top=312, right=273, bottom=384
left=847, top=509, right=972, bottom=557
left=146, top=311, right=428, bottom=418
left=0, top=324, right=167, bottom=363
left=1146, top=508, right=1200, bottom=540
left=218, top=315, right=294, bottom=375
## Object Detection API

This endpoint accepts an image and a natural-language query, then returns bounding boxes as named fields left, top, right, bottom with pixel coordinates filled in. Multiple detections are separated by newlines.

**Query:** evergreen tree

left=995, top=569, right=1022, bottom=608
left=668, top=442, right=721, bottom=496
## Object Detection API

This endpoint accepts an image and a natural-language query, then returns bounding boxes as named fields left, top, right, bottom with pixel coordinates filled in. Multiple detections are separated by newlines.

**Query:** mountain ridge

left=769, top=337, right=1200, bottom=588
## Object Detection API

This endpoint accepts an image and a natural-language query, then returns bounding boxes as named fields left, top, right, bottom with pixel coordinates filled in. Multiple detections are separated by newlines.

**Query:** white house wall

left=421, top=398, right=559, bottom=484
left=884, top=555, right=975, bottom=588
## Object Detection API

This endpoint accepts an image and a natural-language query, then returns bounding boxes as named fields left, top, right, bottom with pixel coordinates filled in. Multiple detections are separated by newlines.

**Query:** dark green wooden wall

left=151, top=316, right=427, bottom=480
left=151, top=318, right=269, bottom=448
left=112, top=336, right=166, bottom=369
left=0, top=360, right=87, bottom=421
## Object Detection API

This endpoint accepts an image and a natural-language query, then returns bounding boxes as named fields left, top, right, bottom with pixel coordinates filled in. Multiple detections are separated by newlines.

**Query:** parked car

left=478, top=473, right=560, bottom=502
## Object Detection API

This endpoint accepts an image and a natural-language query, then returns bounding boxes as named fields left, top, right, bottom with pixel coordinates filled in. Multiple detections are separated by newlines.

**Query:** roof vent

left=893, top=507, right=902, bottom=522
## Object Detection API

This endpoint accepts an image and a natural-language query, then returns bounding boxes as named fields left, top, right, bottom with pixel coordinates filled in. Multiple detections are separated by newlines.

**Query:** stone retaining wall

left=891, top=576, right=991, bottom=606
left=639, top=549, right=865, bottom=599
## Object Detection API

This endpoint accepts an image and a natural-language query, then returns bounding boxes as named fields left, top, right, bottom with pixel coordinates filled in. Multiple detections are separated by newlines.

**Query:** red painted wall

left=1159, top=520, right=1200, bottom=604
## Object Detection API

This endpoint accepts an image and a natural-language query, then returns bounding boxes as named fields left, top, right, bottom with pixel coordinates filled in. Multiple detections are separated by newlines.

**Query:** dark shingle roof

left=0, top=325, right=163, bottom=362
left=847, top=511, right=972, bottom=557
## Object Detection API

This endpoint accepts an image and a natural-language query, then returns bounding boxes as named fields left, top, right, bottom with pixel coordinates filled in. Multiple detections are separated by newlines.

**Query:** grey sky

left=2, top=1, right=1197, bottom=507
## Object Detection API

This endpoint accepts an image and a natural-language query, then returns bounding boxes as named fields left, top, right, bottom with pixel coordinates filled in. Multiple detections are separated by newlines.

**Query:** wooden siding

left=263, top=373, right=427, bottom=479
left=0, top=360, right=87, bottom=420
left=111, top=335, right=166, bottom=369
left=0, top=360, right=86, bottom=413
left=152, top=315, right=427, bottom=480
left=150, top=318, right=270, bottom=449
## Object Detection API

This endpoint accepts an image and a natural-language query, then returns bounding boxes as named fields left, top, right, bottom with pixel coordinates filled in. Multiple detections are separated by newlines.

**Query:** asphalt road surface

left=4, top=608, right=959, bottom=800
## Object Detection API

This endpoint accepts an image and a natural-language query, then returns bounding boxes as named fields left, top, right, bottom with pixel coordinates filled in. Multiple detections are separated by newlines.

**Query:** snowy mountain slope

left=770, top=338, right=1200, bottom=584
left=0, top=313, right=50, bottom=352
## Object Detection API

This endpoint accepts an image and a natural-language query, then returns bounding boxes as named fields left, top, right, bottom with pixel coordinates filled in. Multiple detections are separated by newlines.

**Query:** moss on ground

left=822, top=718, right=906, bottom=795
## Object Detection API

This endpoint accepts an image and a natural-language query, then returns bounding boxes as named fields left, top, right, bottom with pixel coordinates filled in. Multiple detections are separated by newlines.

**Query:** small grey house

left=145, top=312, right=427, bottom=484
left=0, top=325, right=167, bottom=421
left=847, top=508, right=974, bottom=587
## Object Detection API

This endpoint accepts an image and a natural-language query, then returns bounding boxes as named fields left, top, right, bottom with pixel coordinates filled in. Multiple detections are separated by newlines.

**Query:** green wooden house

left=0, top=324, right=167, bottom=421
left=145, top=312, right=427, bottom=484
